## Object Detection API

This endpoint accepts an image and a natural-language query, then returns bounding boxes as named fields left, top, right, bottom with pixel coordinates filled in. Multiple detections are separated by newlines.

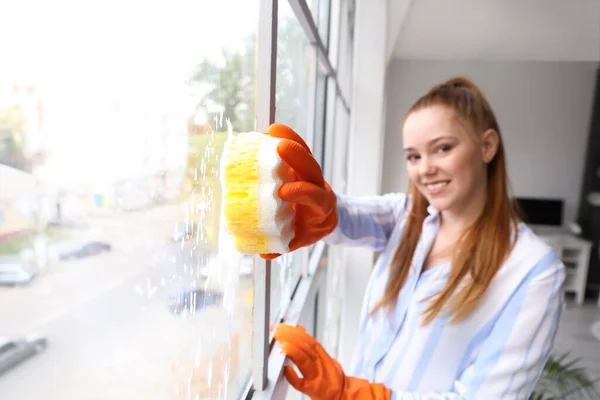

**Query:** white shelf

left=538, top=231, right=593, bottom=305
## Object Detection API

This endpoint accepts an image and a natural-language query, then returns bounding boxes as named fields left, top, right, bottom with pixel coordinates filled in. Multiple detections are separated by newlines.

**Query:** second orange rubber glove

left=274, top=324, right=391, bottom=400
left=260, top=124, right=338, bottom=260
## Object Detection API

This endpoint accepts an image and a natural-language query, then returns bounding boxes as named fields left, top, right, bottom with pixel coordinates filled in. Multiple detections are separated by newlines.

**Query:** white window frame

left=240, top=0, right=354, bottom=398
left=250, top=0, right=278, bottom=392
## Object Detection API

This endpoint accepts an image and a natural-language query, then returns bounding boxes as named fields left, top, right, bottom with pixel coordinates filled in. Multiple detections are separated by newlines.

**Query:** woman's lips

left=424, top=180, right=449, bottom=195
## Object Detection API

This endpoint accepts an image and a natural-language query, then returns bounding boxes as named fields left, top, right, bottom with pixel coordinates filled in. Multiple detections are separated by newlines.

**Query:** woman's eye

left=406, top=154, right=419, bottom=162
left=437, top=145, right=451, bottom=153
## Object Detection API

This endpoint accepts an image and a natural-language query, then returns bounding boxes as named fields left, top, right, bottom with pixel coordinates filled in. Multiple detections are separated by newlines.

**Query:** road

left=0, top=203, right=254, bottom=400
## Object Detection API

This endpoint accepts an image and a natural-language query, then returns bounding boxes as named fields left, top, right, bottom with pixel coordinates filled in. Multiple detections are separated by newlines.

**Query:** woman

left=262, top=77, right=565, bottom=399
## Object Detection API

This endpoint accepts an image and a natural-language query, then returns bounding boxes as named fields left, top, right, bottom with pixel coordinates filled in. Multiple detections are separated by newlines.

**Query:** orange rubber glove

left=274, top=324, right=391, bottom=400
left=260, top=124, right=338, bottom=260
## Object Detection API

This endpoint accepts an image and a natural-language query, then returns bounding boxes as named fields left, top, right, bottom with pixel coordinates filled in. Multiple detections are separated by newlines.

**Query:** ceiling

left=389, top=0, right=600, bottom=62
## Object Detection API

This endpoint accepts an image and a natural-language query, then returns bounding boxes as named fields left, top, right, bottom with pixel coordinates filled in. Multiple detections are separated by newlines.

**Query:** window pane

left=324, top=245, right=343, bottom=356
left=317, top=0, right=332, bottom=49
left=308, top=0, right=331, bottom=49
left=312, top=72, right=328, bottom=169
left=309, top=0, right=319, bottom=26
left=269, top=249, right=305, bottom=323
left=275, top=1, right=314, bottom=138
left=0, top=1, right=257, bottom=398
left=271, top=1, right=314, bottom=323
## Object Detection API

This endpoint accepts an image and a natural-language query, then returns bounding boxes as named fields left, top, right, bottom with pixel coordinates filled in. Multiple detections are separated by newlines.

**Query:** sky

left=0, top=0, right=261, bottom=186
left=0, top=0, right=260, bottom=92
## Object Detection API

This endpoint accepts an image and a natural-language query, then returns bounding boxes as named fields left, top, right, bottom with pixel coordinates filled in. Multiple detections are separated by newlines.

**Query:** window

left=275, top=1, right=314, bottom=137
left=309, top=0, right=331, bottom=45
left=1, top=0, right=354, bottom=398
left=270, top=0, right=314, bottom=324
left=1, top=0, right=258, bottom=398
left=252, top=0, right=354, bottom=398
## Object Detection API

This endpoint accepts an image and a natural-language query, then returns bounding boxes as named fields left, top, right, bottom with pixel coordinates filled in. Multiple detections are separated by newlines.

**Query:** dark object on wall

left=576, top=65, right=600, bottom=290
left=514, top=197, right=564, bottom=227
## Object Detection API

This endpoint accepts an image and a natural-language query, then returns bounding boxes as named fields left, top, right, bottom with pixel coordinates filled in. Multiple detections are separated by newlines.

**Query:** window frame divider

left=253, top=0, right=279, bottom=392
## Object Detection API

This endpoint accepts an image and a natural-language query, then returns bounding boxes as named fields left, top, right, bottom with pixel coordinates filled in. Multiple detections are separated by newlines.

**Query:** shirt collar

left=427, top=204, right=439, bottom=216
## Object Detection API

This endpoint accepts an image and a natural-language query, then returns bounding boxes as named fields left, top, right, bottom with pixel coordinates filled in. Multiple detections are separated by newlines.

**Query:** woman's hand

left=274, top=323, right=391, bottom=400
left=260, top=124, right=338, bottom=260
left=274, top=324, right=345, bottom=399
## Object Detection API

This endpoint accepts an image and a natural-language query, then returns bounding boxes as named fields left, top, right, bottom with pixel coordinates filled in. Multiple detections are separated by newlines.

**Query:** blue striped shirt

left=324, top=192, right=566, bottom=399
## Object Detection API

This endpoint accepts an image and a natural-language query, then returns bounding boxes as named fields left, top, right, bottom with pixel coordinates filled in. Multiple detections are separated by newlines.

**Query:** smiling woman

left=376, top=77, right=518, bottom=324
left=274, top=77, right=565, bottom=400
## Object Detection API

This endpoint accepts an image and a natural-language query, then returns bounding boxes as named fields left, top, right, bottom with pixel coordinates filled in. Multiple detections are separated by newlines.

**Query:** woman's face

left=402, top=105, right=495, bottom=215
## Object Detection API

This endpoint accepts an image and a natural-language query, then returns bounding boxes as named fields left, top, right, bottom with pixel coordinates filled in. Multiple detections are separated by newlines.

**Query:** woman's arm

left=323, top=192, right=408, bottom=251
left=390, top=255, right=566, bottom=400
left=274, top=253, right=565, bottom=400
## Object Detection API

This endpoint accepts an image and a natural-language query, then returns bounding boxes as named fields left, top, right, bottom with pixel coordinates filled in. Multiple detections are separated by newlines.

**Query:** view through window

left=269, top=0, right=315, bottom=324
left=0, top=0, right=259, bottom=398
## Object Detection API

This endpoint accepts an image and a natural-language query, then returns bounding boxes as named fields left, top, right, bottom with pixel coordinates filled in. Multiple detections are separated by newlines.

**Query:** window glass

left=312, top=72, right=328, bottom=169
left=317, top=0, right=332, bottom=49
left=309, top=0, right=319, bottom=28
left=275, top=1, right=314, bottom=138
left=0, top=1, right=257, bottom=398
left=310, top=0, right=331, bottom=46
left=323, top=245, right=343, bottom=356
left=270, top=0, right=314, bottom=323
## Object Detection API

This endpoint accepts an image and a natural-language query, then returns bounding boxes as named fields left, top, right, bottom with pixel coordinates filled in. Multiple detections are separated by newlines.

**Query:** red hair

left=371, top=77, right=520, bottom=324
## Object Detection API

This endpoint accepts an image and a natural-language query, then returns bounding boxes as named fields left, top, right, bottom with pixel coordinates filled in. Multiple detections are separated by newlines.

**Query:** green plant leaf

left=531, top=352, right=600, bottom=400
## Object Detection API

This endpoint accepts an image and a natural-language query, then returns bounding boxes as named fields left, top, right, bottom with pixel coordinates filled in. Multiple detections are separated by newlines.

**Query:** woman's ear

left=481, top=129, right=499, bottom=164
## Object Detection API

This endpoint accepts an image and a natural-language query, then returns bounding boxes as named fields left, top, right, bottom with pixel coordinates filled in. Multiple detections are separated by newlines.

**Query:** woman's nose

left=419, top=156, right=437, bottom=176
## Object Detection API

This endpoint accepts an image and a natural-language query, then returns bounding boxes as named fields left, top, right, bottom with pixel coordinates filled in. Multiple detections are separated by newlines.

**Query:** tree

left=189, top=35, right=256, bottom=133
left=188, top=18, right=310, bottom=135
left=0, top=105, right=29, bottom=170
left=274, top=17, right=312, bottom=135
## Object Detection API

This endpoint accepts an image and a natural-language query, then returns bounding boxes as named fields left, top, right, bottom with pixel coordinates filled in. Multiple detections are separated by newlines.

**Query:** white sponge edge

left=257, top=135, right=296, bottom=253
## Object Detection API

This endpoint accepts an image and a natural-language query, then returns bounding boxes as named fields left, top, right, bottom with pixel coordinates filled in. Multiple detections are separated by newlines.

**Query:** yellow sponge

left=220, top=132, right=296, bottom=254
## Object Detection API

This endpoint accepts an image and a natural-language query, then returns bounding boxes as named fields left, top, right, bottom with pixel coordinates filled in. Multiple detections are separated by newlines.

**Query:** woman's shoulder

left=500, top=223, right=564, bottom=280
left=513, top=223, right=555, bottom=255
left=481, top=224, right=565, bottom=311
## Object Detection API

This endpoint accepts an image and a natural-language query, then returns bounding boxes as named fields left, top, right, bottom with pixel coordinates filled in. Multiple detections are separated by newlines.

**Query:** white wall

left=383, top=59, right=598, bottom=225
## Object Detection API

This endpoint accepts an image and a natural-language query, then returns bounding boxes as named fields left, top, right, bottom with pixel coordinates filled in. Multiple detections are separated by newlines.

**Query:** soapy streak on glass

left=170, top=120, right=249, bottom=399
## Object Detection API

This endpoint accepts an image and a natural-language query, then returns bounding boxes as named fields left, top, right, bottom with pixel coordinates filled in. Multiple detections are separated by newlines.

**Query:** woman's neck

left=440, top=184, right=487, bottom=235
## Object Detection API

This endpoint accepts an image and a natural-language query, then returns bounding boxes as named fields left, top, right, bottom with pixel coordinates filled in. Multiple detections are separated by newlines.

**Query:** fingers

left=277, top=139, right=324, bottom=187
left=274, top=325, right=319, bottom=384
left=260, top=253, right=281, bottom=260
left=280, top=342, right=318, bottom=380
left=273, top=324, right=312, bottom=345
left=283, top=365, right=305, bottom=392
left=268, top=124, right=311, bottom=154
left=279, top=181, right=326, bottom=207
left=288, top=217, right=338, bottom=252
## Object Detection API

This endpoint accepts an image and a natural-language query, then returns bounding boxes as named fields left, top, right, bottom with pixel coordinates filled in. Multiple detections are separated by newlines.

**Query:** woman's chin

left=428, top=198, right=452, bottom=212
